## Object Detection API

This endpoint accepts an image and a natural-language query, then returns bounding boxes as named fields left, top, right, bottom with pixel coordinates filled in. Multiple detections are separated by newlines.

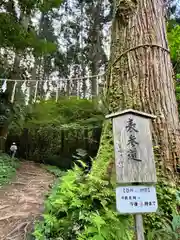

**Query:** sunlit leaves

left=39, top=0, right=62, bottom=13
left=0, top=0, right=61, bottom=53
left=0, top=13, right=25, bottom=48
left=33, top=39, right=57, bottom=55
left=167, top=24, right=180, bottom=63
left=0, top=154, right=19, bottom=186
left=17, top=0, right=62, bottom=14
left=0, top=15, right=57, bottom=55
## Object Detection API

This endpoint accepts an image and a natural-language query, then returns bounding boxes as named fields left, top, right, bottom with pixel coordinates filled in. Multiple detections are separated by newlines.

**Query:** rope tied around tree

left=103, top=43, right=171, bottom=109
left=105, top=43, right=170, bottom=88
left=112, top=43, right=170, bottom=68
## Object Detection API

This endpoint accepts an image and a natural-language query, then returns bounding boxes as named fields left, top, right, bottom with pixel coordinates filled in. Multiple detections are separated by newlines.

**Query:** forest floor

left=0, top=161, right=55, bottom=240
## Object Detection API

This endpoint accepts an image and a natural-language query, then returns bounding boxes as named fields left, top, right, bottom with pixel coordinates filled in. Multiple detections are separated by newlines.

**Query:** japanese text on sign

left=110, top=111, right=157, bottom=183
left=126, top=118, right=141, bottom=162
left=116, top=186, right=158, bottom=214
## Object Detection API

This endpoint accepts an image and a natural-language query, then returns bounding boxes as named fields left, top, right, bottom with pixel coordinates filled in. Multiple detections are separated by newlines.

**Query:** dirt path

left=0, top=161, right=55, bottom=240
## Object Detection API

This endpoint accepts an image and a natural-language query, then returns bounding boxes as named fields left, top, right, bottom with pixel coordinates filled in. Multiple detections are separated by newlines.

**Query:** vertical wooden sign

left=106, top=109, right=158, bottom=240
left=106, top=109, right=157, bottom=184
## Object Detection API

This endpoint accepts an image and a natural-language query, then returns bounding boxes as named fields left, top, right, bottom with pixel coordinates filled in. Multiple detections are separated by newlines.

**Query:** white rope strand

left=33, top=81, right=38, bottom=103
left=0, top=73, right=105, bottom=83
left=77, top=78, right=80, bottom=99
left=0, top=73, right=106, bottom=103
left=56, top=81, right=59, bottom=102
left=11, top=81, right=17, bottom=103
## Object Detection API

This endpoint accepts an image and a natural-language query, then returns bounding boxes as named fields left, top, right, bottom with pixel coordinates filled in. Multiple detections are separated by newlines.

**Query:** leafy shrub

left=7, top=97, right=103, bottom=167
left=33, top=165, right=132, bottom=240
left=33, top=121, right=133, bottom=240
left=24, top=97, right=103, bottom=127
left=144, top=180, right=179, bottom=231
left=33, top=120, right=180, bottom=240
left=175, top=78, right=180, bottom=115
left=0, top=153, right=19, bottom=186
left=42, top=164, right=66, bottom=178
left=146, top=215, right=180, bottom=240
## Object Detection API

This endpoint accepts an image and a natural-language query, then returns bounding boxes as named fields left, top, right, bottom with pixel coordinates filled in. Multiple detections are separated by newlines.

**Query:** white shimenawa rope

left=1, top=73, right=105, bottom=102
left=0, top=73, right=105, bottom=82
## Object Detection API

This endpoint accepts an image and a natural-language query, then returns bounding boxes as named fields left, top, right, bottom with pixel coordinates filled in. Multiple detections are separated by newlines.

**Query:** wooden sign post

left=135, top=214, right=144, bottom=240
left=106, top=109, right=158, bottom=240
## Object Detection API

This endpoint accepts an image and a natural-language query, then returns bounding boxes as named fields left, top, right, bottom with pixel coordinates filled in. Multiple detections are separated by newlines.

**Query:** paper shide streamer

left=0, top=73, right=105, bottom=103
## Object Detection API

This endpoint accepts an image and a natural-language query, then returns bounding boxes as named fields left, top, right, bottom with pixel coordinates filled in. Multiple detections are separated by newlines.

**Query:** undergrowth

left=33, top=165, right=132, bottom=240
left=8, top=97, right=103, bottom=167
left=33, top=122, right=133, bottom=240
left=0, top=154, right=19, bottom=187
left=33, top=121, right=180, bottom=240
left=144, top=181, right=180, bottom=239
left=33, top=165, right=180, bottom=240
left=146, top=214, right=180, bottom=239
left=144, top=181, right=179, bottom=230
left=42, top=164, right=66, bottom=178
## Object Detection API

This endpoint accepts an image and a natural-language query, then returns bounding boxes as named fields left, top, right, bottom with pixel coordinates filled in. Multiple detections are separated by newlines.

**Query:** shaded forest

left=0, top=0, right=180, bottom=240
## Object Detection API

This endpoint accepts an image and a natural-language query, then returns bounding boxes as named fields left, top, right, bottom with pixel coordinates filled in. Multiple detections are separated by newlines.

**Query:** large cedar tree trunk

left=105, top=0, right=180, bottom=174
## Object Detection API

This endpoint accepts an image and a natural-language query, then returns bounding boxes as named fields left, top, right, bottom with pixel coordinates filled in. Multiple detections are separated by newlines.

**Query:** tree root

left=12, top=182, right=26, bottom=185
left=0, top=213, right=28, bottom=221
left=6, top=233, right=21, bottom=240
left=25, top=172, right=38, bottom=176
left=6, top=222, right=28, bottom=237
left=5, top=221, right=31, bottom=240
left=0, top=205, right=9, bottom=210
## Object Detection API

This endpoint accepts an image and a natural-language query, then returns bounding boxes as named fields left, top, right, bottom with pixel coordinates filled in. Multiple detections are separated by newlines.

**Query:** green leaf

left=91, top=235, right=104, bottom=240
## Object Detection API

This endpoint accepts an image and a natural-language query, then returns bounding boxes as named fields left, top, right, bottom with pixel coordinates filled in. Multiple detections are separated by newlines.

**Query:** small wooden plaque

left=106, top=109, right=157, bottom=183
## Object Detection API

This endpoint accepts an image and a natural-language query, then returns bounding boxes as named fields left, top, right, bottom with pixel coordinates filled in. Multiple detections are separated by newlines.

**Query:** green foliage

left=144, top=157, right=180, bottom=237
left=0, top=13, right=24, bottom=48
left=8, top=98, right=103, bottom=167
left=39, top=0, right=62, bottom=13
left=167, top=19, right=180, bottom=75
left=0, top=13, right=55, bottom=53
left=24, top=98, right=103, bottom=127
left=33, top=38, right=57, bottom=55
left=175, top=74, right=180, bottom=114
left=33, top=165, right=132, bottom=240
left=32, top=120, right=180, bottom=240
left=144, top=181, right=179, bottom=230
left=146, top=215, right=180, bottom=240
left=0, top=0, right=61, bottom=60
left=0, top=91, right=14, bottom=127
left=42, top=164, right=66, bottom=177
left=17, top=0, right=61, bottom=14
left=0, top=154, right=19, bottom=187
left=10, top=98, right=103, bottom=133
left=167, top=20, right=180, bottom=113
left=167, top=24, right=180, bottom=64
left=33, top=121, right=132, bottom=240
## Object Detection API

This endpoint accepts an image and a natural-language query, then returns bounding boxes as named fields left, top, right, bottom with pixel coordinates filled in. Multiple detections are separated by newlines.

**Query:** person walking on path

left=10, top=142, right=17, bottom=158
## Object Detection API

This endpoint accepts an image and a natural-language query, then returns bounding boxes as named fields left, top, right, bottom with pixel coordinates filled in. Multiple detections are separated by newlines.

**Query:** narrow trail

left=0, top=161, right=55, bottom=240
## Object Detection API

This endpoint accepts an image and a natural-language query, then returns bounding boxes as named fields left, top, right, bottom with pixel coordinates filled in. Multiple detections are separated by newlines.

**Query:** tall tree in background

left=0, top=0, right=61, bottom=151
left=83, top=0, right=110, bottom=97
left=101, top=0, right=180, bottom=175
left=35, top=12, right=58, bottom=99
left=53, top=0, right=112, bottom=97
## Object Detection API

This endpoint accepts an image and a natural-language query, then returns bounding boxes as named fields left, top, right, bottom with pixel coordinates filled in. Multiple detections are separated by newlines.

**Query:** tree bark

left=105, top=0, right=180, bottom=174
left=86, top=0, right=106, bottom=98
